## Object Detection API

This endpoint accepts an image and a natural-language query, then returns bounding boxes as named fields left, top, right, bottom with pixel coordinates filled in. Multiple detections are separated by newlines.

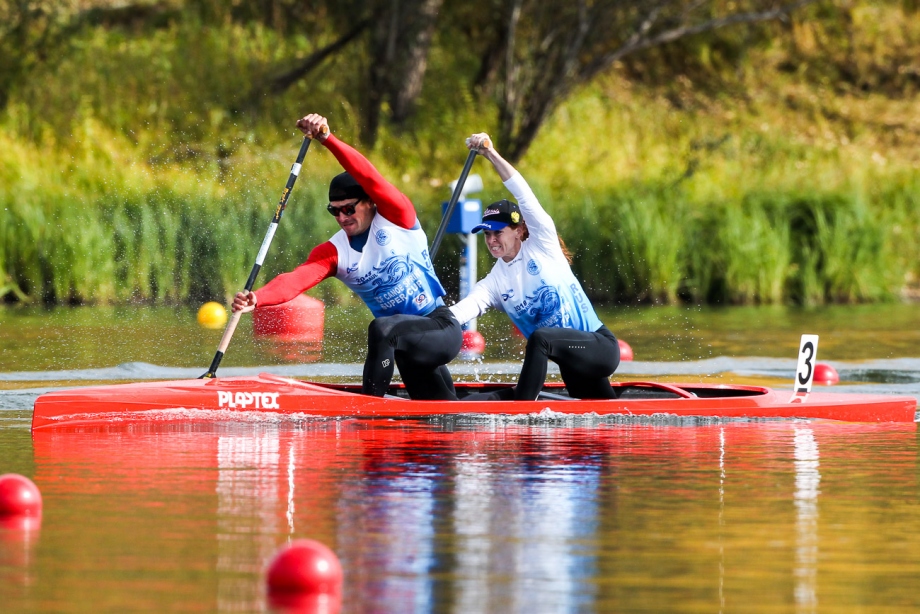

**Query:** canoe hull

left=30, top=373, right=918, bottom=430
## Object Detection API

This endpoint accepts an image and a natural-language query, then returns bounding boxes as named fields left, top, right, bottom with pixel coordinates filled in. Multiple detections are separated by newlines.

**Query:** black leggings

left=363, top=306, right=462, bottom=400
left=515, top=325, right=620, bottom=400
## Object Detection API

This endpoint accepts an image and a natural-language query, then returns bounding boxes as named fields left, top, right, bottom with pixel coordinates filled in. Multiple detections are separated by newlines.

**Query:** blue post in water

left=441, top=175, right=484, bottom=358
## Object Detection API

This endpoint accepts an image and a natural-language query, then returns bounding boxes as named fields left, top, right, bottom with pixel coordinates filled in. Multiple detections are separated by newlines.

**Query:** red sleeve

left=253, top=242, right=337, bottom=307
left=322, top=134, right=417, bottom=229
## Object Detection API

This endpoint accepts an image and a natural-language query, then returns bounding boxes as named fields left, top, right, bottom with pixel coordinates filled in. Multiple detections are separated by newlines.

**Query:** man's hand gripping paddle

left=429, top=136, right=491, bottom=261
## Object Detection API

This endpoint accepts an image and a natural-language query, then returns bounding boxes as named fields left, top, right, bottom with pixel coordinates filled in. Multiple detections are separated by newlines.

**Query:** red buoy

left=618, top=339, right=634, bottom=362
left=460, top=329, right=486, bottom=359
left=254, top=294, right=324, bottom=341
left=266, top=539, right=343, bottom=597
left=814, top=363, right=839, bottom=386
left=0, top=474, right=42, bottom=517
left=254, top=294, right=325, bottom=362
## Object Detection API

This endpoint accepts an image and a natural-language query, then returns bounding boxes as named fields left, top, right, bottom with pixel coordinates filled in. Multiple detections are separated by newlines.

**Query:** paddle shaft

left=202, top=133, right=319, bottom=378
left=429, top=149, right=478, bottom=262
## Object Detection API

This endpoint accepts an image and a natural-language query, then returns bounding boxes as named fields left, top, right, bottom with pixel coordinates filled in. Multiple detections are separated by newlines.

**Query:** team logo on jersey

left=415, top=293, right=427, bottom=305
left=526, top=259, right=541, bottom=275
left=372, top=255, right=411, bottom=290
left=525, top=284, right=562, bottom=323
left=346, top=262, right=359, bottom=273
left=501, top=289, right=515, bottom=301
left=375, top=229, right=392, bottom=246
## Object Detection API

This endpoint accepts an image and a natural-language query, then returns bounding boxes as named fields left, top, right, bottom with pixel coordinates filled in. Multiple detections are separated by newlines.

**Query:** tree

left=238, top=0, right=444, bottom=147
left=475, top=0, right=818, bottom=162
left=0, top=0, right=183, bottom=112
left=0, top=1, right=76, bottom=109
left=362, top=0, right=444, bottom=145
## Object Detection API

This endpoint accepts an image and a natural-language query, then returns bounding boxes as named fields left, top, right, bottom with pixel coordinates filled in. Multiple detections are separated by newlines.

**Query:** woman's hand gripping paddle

left=200, top=127, right=327, bottom=379
left=429, top=136, right=491, bottom=261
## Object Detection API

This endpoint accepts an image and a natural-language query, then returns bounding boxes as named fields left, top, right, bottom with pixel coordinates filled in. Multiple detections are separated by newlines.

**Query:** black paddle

left=429, top=137, right=490, bottom=261
left=201, top=130, right=325, bottom=379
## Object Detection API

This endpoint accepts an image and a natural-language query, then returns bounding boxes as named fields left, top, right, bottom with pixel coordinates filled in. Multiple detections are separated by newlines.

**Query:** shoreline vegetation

left=2, top=2, right=919, bottom=307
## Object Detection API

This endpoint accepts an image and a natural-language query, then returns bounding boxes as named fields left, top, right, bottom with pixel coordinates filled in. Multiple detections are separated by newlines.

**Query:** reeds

left=0, top=123, right=344, bottom=304
left=549, top=185, right=910, bottom=306
left=2, top=122, right=915, bottom=306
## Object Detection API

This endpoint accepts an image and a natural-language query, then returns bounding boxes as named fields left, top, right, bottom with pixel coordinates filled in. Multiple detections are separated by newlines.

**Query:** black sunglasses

left=326, top=200, right=360, bottom=217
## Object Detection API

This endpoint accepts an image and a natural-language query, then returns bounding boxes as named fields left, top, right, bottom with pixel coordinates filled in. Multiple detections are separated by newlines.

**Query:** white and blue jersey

left=330, top=213, right=446, bottom=318
left=449, top=173, right=603, bottom=339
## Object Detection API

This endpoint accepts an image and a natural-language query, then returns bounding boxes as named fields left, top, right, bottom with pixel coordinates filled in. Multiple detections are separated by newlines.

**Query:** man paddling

left=232, top=113, right=462, bottom=400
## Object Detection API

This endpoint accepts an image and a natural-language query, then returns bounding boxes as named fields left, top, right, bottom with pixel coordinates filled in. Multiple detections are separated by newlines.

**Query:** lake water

left=2, top=303, right=920, bottom=612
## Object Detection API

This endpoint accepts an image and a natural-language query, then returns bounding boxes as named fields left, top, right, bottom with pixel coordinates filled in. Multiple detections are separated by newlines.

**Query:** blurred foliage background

left=1, top=0, right=919, bottom=307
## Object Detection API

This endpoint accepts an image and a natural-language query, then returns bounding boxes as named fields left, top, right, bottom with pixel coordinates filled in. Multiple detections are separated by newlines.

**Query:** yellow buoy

left=197, top=301, right=228, bottom=329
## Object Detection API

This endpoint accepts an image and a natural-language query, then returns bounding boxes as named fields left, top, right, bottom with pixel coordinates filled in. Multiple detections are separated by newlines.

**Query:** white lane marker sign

left=794, top=334, right=820, bottom=394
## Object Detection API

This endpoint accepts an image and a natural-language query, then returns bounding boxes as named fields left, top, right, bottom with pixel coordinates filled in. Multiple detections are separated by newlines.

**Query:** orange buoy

left=266, top=539, right=343, bottom=597
left=0, top=474, right=42, bottom=517
left=618, top=339, right=634, bottom=362
left=814, top=363, right=839, bottom=385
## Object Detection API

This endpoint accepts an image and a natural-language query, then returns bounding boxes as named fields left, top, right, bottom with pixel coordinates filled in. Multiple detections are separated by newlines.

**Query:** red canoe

left=30, top=373, right=918, bottom=430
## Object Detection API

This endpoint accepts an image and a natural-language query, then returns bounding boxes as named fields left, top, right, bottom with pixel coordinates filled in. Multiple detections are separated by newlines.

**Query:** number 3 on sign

left=794, top=334, right=820, bottom=394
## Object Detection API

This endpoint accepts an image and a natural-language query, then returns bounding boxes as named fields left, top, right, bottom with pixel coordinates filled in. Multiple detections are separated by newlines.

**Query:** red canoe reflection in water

left=28, top=419, right=920, bottom=613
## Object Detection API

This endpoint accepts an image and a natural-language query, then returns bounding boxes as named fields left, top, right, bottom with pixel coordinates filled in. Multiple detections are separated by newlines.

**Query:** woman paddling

left=450, top=133, right=620, bottom=400
left=232, top=113, right=462, bottom=400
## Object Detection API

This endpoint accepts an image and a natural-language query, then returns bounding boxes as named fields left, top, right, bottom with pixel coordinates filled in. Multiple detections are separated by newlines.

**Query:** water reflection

left=19, top=420, right=920, bottom=613
left=0, top=513, right=41, bottom=595
left=719, top=427, right=726, bottom=613
left=217, top=430, right=283, bottom=612
left=793, top=427, right=820, bottom=613
left=451, top=448, right=599, bottom=612
left=338, top=443, right=437, bottom=612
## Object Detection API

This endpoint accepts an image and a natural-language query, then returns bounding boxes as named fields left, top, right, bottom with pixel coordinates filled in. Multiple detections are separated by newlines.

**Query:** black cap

left=471, top=199, right=523, bottom=233
left=328, top=171, right=368, bottom=202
